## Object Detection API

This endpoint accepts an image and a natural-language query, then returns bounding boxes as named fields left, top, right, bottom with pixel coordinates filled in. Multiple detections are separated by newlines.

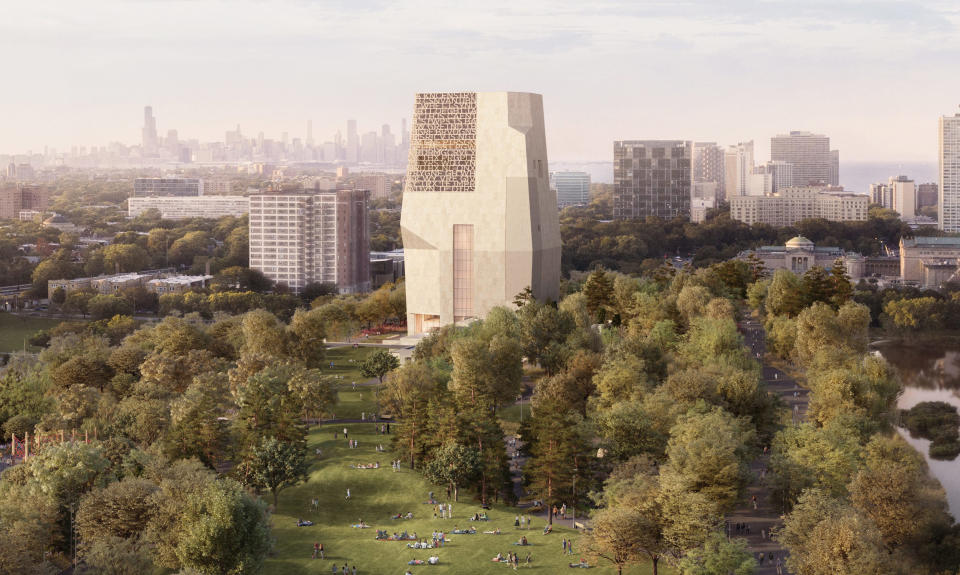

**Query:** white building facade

left=940, top=111, right=960, bottom=232
left=128, top=196, right=249, bottom=220
left=551, top=171, right=591, bottom=207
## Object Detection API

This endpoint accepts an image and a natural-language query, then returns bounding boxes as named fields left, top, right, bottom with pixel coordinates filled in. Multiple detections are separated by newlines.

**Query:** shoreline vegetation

left=899, top=402, right=960, bottom=460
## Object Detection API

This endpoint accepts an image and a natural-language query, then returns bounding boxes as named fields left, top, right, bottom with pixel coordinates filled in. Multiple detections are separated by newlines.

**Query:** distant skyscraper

left=754, top=161, right=794, bottom=194
left=869, top=182, right=894, bottom=209
left=142, top=106, right=159, bottom=155
left=770, top=131, right=837, bottom=186
left=306, top=120, right=314, bottom=147
left=551, top=171, right=591, bottom=207
left=346, top=120, right=359, bottom=163
left=889, top=175, right=917, bottom=221
left=940, top=110, right=960, bottom=232
left=917, top=182, right=938, bottom=209
left=613, top=140, right=693, bottom=219
left=724, top=141, right=754, bottom=199
left=693, top=142, right=725, bottom=202
left=401, top=92, right=560, bottom=335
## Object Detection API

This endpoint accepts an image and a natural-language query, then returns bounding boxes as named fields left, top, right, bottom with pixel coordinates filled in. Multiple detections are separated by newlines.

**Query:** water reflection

left=873, top=339, right=960, bottom=518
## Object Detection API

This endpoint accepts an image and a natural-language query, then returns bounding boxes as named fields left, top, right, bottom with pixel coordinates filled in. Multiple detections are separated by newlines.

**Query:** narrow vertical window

left=453, top=224, right=474, bottom=321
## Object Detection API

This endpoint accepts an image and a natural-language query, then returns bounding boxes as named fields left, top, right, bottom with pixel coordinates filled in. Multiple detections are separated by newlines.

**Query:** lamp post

left=572, top=468, right=578, bottom=529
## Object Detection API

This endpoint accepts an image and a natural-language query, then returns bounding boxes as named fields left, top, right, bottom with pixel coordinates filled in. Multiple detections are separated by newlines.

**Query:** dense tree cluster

left=560, top=205, right=912, bottom=275
left=0, top=303, right=346, bottom=572
left=745, top=273, right=960, bottom=574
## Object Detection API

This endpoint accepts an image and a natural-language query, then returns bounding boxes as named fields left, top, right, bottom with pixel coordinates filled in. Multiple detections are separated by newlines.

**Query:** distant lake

left=872, top=339, right=960, bottom=518
left=551, top=160, right=938, bottom=196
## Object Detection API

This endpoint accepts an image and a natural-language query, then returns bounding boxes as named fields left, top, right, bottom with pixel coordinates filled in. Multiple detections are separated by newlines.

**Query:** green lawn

left=266, top=424, right=665, bottom=575
left=322, top=346, right=383, bottom=420
left=323, top=346, right=378, bottom=381
left=0, top=313, right=64, bottom=352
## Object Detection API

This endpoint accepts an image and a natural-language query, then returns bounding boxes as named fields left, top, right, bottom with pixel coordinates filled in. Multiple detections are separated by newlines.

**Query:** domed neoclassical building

left=740, top=236, right=865, bottom=278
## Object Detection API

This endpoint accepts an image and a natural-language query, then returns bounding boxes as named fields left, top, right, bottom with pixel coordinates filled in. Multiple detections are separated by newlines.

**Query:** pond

left=872, top=338, right=960, bottom=518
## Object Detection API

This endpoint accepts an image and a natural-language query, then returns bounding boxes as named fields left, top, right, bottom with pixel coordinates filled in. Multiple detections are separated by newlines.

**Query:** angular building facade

left=613, top=140, right=692, bottom=219
left=400, top=92, right=561, bottom=335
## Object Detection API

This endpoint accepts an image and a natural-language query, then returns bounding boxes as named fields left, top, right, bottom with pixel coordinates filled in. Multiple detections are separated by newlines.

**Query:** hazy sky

left=2, top=0, right=959, bottom=162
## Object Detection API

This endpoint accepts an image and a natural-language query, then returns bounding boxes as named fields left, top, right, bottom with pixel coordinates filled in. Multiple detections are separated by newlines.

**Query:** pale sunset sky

left=1, top=0, right=959, bottom=162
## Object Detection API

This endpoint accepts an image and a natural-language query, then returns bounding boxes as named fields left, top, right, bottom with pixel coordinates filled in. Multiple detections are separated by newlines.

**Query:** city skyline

left=2, top=1, right=960, bottom=162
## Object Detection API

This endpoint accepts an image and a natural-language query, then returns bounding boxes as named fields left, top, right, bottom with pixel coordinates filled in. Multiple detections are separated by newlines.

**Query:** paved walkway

left=728, top=317, right=810, bottom=574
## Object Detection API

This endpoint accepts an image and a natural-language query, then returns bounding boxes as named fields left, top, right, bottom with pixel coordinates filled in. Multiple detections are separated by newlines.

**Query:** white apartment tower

left=724, top=141, right=754, bottom=199
left=400, top=92, right=561, bottom=335
left=940, top=110, right=960, bottom=232
left=248, top=190, right=370, bottom=294
left=890, top=175, right=917, bottom=221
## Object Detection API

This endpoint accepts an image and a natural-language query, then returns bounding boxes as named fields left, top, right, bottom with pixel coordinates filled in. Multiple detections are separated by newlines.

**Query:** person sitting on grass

left=513, top=536, right=528, bottom=546
left=428, top=556, right=439, bottom=565
left=297, top=518, right=314, bottom=527
left=492, top=552, right=505, bottom=562
left=568, top=558, right=590, bottom=568
left=543, top=524, right=552, bottom=534
left=352, top=519, right=369, bottom=528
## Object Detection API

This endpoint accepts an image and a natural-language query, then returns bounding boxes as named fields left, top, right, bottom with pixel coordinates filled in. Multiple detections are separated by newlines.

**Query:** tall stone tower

left=400, top=92, right=561, bottom=335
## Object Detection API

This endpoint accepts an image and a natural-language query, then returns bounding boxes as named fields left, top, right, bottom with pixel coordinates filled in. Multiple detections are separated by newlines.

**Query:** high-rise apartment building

left=771, top=131, right=838, bottom=186
left=723, top=141, right=754, bottom=199
left=0, top=184, right=50, bottom=219
left=400, top=92, right=560, bottom=335
left=347, top=174, right=392, bottom=199
left=614, top=140, right=692, bottom=219
left=133, top=177, right=203, bottom=197
left=939, top=110, right=960, bottom=232
left=889, top=175, right=917, bottom=221
left=730, top=186, right=868, bottom=226
left=249, top=189, right=370, bottom=294
left=869, top=182, right=894, bottom=209
left=693, top=142, right=725, bottom=202
left=755, top=161, right=794, bottom=194
left=918, top=183, right=938, bottom=209
left=551, top=171, right=592, bottom=207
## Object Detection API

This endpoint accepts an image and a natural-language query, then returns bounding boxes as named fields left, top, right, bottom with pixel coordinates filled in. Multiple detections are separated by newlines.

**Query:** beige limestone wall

left=401, top=92, right=560, bottom=335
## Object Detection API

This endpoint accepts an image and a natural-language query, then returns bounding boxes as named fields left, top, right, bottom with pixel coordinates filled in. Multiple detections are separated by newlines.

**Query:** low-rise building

left=47, top=270, right=172, bottom=299
left=730, top=186, right=868, bottom=226
left=90, top=272, right=160, bottom=294
left=147, top=275, right=213, bottom=294
left=128, top=196, right=249, bottom=220
left=739, top=236, right=864, bottom=278
left=900, top=236, right=960, bottom=286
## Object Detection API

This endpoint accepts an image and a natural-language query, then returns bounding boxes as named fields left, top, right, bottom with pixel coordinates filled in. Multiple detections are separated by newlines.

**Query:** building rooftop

left=148, top=275, right=213, bottom=285
left=785, top=236, right=814, bottom=249
left=901, top=237, right=960, bottom=247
